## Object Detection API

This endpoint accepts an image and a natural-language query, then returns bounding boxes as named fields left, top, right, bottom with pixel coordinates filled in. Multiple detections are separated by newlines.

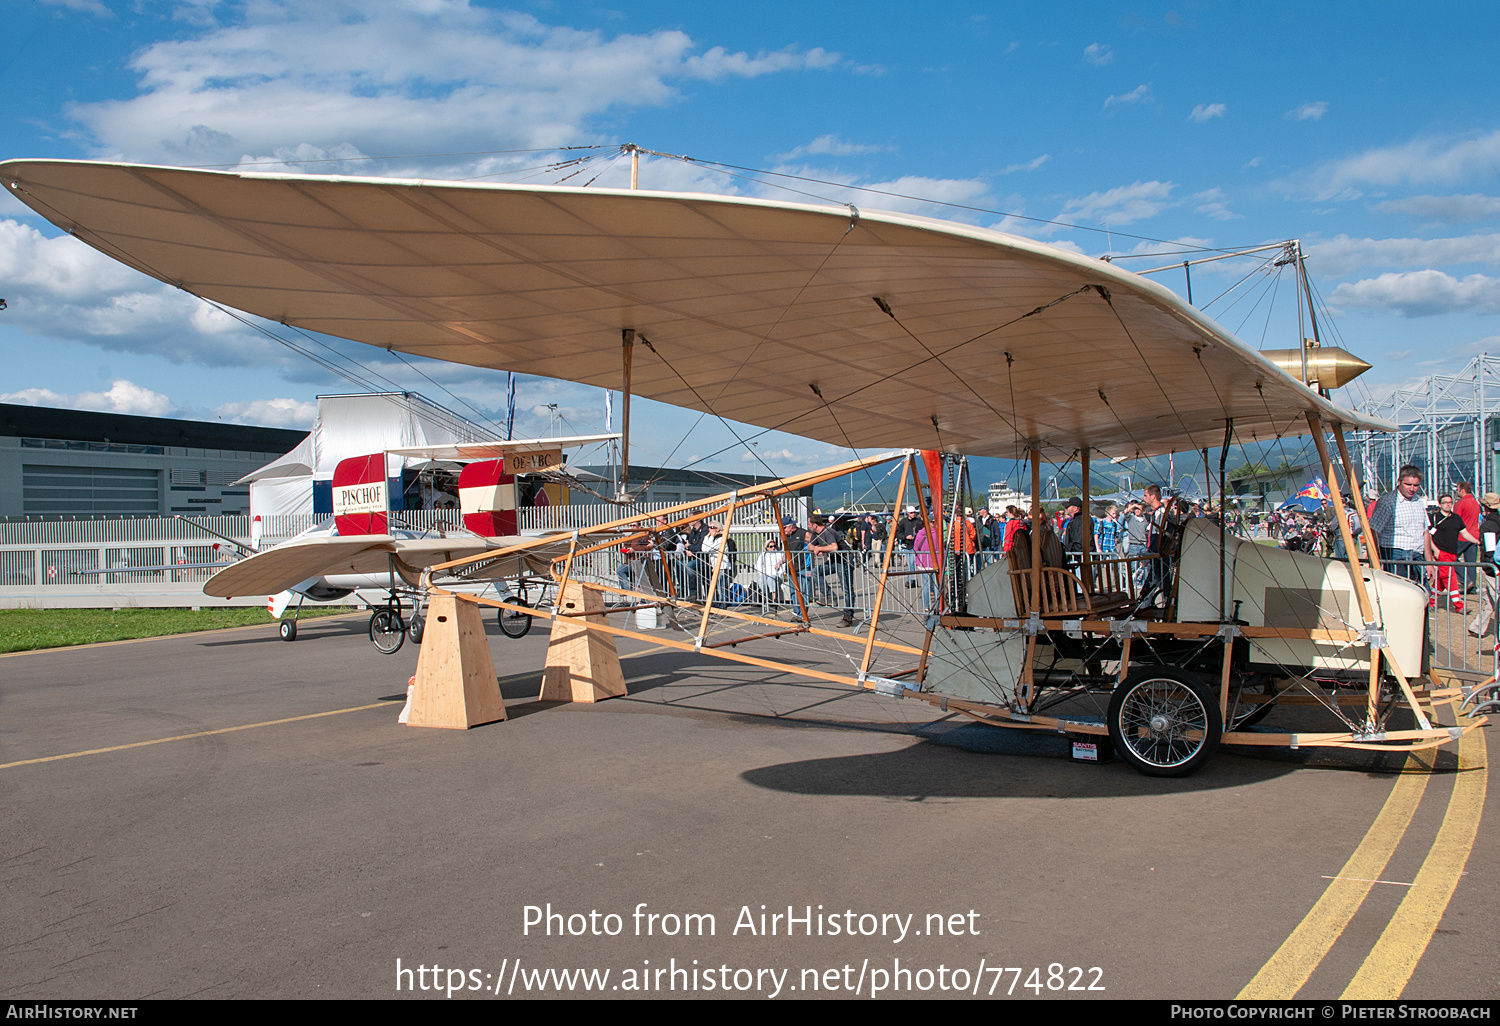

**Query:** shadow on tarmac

left=737, top=736, right=1304, bottom=799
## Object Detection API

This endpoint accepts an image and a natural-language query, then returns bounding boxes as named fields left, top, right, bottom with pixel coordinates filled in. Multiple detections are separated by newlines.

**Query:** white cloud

left=1103, top=83, right=1151, bottom=109
left=212, top=398, right=318, bottom=428
left=742, top=447, right=828, bottom=466
left=1289, top=101, right=1328, bottom=121
left=1288, top=129, right=1500, bottom=200
left=1188, top=103, right=1226, bottom=123
left=759, top=167, right=993, bottom=219
left=67, top=3, right=842, bottom=170
left=0, top=219, right=292, bottom=368
left=775, top=135, right=891, bottom=161
left=685, top=45, right=839, bottom=80
left=1059, top=180, right=1175, bottom=226
left=1000, top=154, right=1049, bottom=174
left=1329, top=270, right=1500, bottom=317
left=1191, top=187, right=1240, bottom=220
left=1042, top=238, right=1088, bottom=256
left=1375, top=194, right=1500, bottom=224
left=1115, top=236, right=1217, bottom=260
left=38, top=0, right=111, bottom=15
left=1083, top=43, right=1114, bottom=66
left=0, top=380, right=176, bottom=417
left=1307, top=233, right=1500, bottom=276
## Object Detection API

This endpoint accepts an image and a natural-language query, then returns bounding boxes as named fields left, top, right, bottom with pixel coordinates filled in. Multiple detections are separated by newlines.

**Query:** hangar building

left=0, top=403, right=304, bottom=520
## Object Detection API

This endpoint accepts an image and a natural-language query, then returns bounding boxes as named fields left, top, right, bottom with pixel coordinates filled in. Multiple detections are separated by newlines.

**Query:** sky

left=2, top=0, right=1497, bottom=492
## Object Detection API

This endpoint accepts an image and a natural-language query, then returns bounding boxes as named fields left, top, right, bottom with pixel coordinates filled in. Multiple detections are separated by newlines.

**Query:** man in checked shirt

left=1367, top=464, right=1438, bottom=594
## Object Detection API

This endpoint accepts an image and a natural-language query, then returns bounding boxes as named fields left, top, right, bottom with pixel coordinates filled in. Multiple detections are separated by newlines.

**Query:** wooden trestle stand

left=406, top=591, right=507, bottom=729
left=538, top=579, right=627, bottom=703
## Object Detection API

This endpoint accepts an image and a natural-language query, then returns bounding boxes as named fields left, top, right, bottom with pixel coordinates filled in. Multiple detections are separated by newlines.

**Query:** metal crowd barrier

left=1381, top=557, right=1494, bottom=678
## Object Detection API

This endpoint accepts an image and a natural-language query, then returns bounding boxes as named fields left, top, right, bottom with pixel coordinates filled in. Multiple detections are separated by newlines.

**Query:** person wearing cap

left=893, top=506, right=922, bottom=550
left=776, top=515, right=808, bottom=610
left=1469, top=492, right=1500, bottom=637
left=805, top=513, right=859, bottom=627
left=890, top=505, right=924, bottom=588
left=1061, top=498, right=1092, bottom=555
left=976, top=508, right=999, bottom=552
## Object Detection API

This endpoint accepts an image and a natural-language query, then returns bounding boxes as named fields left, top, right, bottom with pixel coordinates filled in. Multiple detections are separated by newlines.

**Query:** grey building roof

left=0, top=403, right=306, bottom=453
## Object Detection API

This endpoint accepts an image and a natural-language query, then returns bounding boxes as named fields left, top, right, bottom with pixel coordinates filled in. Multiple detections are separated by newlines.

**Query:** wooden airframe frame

left=415, top=430, right=1485, bottom=767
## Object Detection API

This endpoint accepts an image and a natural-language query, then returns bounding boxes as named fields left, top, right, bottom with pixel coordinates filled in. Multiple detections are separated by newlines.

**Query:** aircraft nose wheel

left=498, top=595, right=532, bottom=639
left=369, top=608, right=406, bottom=654
left=278, top=619, right=297, bottom=642
left=407, top=614, right=424, bottom=644
left=1108, top=667, right=1222, bottom=777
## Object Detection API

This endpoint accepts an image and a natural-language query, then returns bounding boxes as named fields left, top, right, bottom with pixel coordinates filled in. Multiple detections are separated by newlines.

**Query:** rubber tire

left=369, top=609, right=405, bottom=655
left=498, top=595, right=532, bottom=639
left=1108, top=666, right=1222, bottom=777
left=279, top=619, right=297, bottom=642
left=407, top=615, right=424, bottom=645
left=1229, top=675, right=1278, bottom=730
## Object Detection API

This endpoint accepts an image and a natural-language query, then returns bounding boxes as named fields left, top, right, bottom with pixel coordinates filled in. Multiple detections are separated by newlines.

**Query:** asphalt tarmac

left=2, top=612, right=1494, bottom=1001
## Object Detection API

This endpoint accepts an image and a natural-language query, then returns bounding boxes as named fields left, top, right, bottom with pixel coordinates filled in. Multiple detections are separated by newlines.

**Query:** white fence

left=0, top=501, right=803, bottom=594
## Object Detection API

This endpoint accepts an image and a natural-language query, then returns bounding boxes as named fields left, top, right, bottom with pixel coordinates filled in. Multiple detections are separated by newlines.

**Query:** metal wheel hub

left=1117, top=680, right=1207, bottom=767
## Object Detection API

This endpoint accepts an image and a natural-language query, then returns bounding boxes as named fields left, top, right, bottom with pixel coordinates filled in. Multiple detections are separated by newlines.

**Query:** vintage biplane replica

left=1, top=158, right=1485, bottom=771
left=199, top=435, right=611, bottom=650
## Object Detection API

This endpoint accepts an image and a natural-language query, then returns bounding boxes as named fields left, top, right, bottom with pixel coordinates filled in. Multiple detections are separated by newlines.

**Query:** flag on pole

left=1296, top=477, right=1331, bottom=500
left=505, top=372, right=516, bottom=440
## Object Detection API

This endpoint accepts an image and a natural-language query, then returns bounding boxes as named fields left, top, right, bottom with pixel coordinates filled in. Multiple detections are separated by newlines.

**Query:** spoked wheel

left=278, top=619, right=297, bottom=642
left=369, top=608, right=406, bottom=654
left=1108, top=666, right=1222, bottom=777
left=498, top=593, right=532, bottom=639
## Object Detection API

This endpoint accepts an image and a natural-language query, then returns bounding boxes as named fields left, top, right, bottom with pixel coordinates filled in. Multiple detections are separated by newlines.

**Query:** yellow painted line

left=4, top=642, right=677, bottom=773
left=1236, top=753, right=1432, bottom=999
left=0, top=701, right=399, bottom=770
left=3, top=626, right=698, bottom=773
left=1341, top=723, right=1489, bottom=999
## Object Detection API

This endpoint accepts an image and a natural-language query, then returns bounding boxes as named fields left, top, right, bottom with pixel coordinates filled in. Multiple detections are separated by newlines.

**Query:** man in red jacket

left=1454, top=481, right=1482, bottom=594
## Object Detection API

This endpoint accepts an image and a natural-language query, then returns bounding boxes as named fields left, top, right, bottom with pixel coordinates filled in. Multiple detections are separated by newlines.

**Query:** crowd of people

left=610, top=467, right=1500, bottom=639
left=611, top=486, right=1205, bottom=626
left=1366, top=466, right=1499, bottom=637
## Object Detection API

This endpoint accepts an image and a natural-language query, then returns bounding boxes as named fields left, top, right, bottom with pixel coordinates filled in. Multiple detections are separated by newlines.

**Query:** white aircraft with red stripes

left=202, top=434, right=615, bottom=653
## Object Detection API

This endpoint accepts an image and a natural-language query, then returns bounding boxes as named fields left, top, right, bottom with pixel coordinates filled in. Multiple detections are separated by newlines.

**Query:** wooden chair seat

left=1004, top=540, right=1154, bottom=620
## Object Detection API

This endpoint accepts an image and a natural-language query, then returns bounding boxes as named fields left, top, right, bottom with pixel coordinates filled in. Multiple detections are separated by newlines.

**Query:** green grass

left=0, top=605, right=359, bottom=653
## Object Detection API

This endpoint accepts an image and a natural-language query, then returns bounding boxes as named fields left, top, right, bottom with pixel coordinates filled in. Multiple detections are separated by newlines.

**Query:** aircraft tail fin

left=458, top=459, right=517, bottom=536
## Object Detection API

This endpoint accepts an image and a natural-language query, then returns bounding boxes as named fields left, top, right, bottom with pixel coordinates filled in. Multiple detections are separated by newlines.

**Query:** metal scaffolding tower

left=1349, top=353, right=1500, bottom=495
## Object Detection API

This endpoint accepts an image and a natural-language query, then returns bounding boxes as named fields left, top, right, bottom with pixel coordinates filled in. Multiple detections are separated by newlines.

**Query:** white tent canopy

left=234, top=432, right=312, bottom=486
left=241, top=391, right=493, bottom=518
